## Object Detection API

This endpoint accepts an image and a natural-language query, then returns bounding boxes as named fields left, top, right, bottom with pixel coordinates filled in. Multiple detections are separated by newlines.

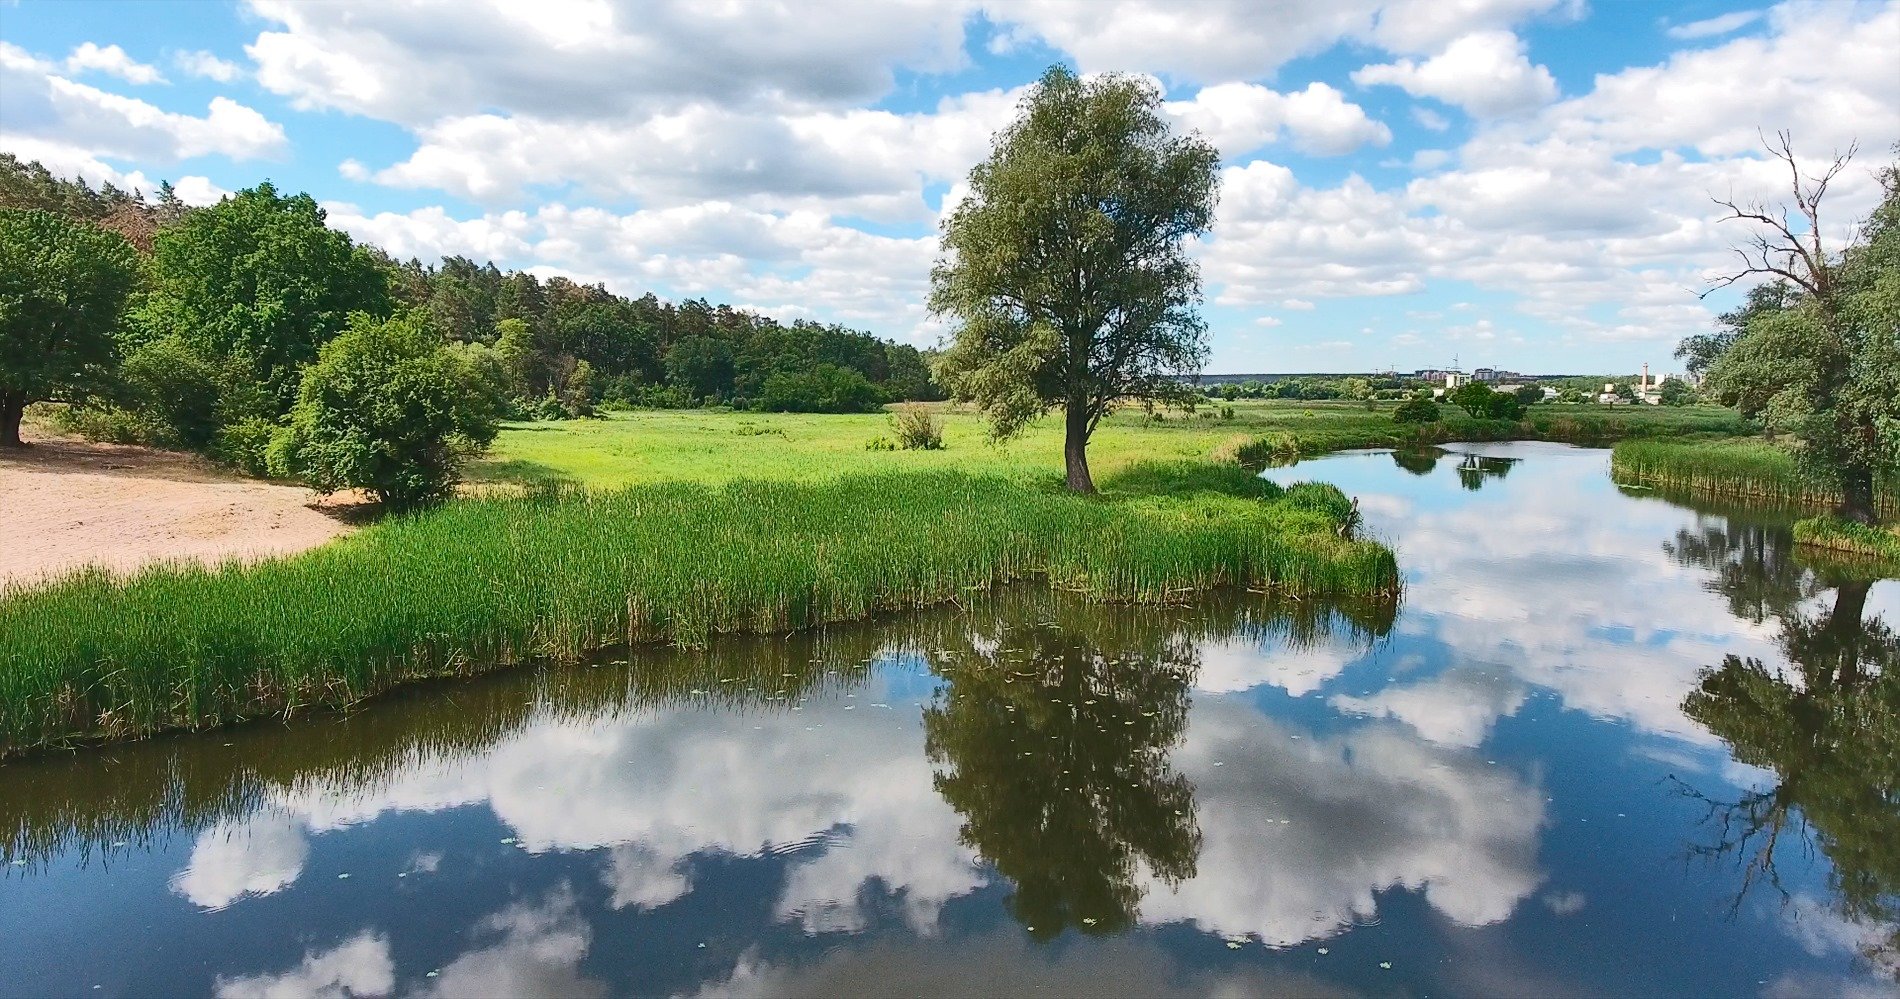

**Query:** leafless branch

left=1702, top=131, right=1857, bottom=307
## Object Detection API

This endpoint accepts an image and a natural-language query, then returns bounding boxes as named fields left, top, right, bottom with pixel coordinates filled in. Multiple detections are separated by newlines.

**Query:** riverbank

left=0, top=401, right=1750, bottom=755
left=1609, top=438, right=1899, bottom=518
left=0, top=461, right=1395, bottom=756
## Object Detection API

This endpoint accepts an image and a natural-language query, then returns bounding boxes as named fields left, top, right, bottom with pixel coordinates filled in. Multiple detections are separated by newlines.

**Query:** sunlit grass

left=473, top=400, right=1751, bottom=489
left=1611, top=438, right=1898, bottom=518
left=0, top=461, right=1396, bottom=755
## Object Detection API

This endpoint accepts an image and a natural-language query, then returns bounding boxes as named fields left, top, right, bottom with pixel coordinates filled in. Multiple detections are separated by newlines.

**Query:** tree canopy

left=932, top=65, right=1219, bottom=492
left=1700, top=140, right=1900, bottom=524
left=132, top=183, right=394, bottom=417
left=0, top=209, right=139, bottom=446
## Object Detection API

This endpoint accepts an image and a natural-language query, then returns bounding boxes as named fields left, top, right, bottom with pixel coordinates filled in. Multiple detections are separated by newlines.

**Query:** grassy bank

left=1610, top=438, right=1899, bottom=519
left=1793, top=516, right=1900, bottom=572
left=474, top=400, right=1750, bottom=489
left=0, top=461, right=1395, bottom=756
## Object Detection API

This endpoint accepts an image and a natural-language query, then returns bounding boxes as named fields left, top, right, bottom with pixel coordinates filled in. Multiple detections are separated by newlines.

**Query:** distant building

left=1445, top=371, right=1470, bottom=389
left=1474, top=367, right=1498, bottom=383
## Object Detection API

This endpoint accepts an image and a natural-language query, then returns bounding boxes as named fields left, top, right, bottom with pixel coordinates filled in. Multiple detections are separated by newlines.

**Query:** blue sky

left=3, top=1, right=1895, bottom=374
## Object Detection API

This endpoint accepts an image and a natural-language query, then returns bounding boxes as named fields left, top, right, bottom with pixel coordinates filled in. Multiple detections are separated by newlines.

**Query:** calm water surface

left=3, top=442, right=1896, bottom=997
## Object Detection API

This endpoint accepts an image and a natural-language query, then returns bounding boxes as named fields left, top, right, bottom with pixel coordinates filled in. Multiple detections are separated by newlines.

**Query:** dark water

left=3, top=442, right=1896, bottom=998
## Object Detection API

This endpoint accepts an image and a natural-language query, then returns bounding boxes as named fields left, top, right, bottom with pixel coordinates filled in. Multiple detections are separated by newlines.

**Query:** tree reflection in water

left=1390, top=447, right=1444, bottom=476
left=1675, top=526, right=1900, bottom=976
left=1455, top=453, right=1517, bottom=491
left=923, top=613, right=1202, bottom=941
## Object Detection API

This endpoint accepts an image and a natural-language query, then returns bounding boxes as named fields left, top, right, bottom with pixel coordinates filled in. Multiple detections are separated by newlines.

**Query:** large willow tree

left=931, top=65, right=1219, bottom=493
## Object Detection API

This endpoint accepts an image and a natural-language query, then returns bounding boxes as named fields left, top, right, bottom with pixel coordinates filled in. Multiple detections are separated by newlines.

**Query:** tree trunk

left=1838, top=464, right=1878, bottom=525
left=1063, top=403, right=1095, bottom=494
left=0, top=391, right=25, bottom=448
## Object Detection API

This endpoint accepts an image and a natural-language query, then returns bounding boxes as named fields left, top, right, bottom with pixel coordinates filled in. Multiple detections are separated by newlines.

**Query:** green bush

left=115, top=337, right=223, bottom=448
left=270, top=312, right=503, bottom=510
left=756, top=363, right=884, bottom=413
left=891, top=403, right=946, bottom=450
left=1392, top=397, right=1441, bottom=424
left=1451, top=383, right=1525, bottom=421
left=212, top=417, right=279, bottom=477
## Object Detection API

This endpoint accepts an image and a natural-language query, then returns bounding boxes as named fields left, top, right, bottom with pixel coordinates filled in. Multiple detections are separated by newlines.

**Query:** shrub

left=891, top=403, right=945, bottom=450
left=1392, top=397, right=1441, bottom=424
left=1450, top=383, right=1526, bottom=421
left=864, top=435, right=898, bottom=451
left=756, top=363, right=883, bottom=413
left=270, top=312, right=503, bottom=510
left=212, top=417, right=279, bottom=476
left=114, top=336, right=223, bottom=448
left=530, top=391, right=569, bottom=421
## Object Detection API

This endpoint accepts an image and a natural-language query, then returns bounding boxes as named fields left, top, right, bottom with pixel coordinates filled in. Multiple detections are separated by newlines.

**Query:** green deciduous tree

left=1392, top=396, right=1441, bottom=425
left=0, top=209, right=139, bottom=446
left=133, top=183, right=392, bottom=418
left=1449, top=382, right=1523, bottom=421
left=271, top=312, right=503, bottom=510
left=931, top=65, right=1219, bottom=493
left=1702, top=137, right=1900, bottom=525
left=1677, top=281, right=1796, bottom=380
left=664, top=335, right=735, bottom=400
left=755, top=363, right=882, bottom=413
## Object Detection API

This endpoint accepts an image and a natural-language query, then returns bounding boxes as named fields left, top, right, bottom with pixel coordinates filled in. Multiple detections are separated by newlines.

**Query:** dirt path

left=1, top=433, right=363, bottom=589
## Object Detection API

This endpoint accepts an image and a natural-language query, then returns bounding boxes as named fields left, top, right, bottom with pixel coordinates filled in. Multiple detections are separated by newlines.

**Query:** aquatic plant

left=0, top=462, right=1397, bottom=755
left=1792, top=516, right=1900, bottom=570
left=1612, top=439, right=1898, bottom=519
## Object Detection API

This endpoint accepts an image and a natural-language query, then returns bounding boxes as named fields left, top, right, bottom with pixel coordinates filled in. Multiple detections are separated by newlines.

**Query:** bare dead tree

left=1703, top=130, right=1858, bottom=315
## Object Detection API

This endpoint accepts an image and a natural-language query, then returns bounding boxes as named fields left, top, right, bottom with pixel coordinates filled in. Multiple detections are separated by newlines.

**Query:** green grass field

left=472, top=399, right=1751, bottom=489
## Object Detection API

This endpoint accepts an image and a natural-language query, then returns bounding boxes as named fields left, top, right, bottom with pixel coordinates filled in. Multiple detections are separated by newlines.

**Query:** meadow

left=0, top=461, right=1396, bottom=755
left=473, top=399, right=1752, bottom=488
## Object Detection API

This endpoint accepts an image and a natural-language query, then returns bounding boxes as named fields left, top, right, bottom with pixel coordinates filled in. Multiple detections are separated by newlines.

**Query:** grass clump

left=1612, top=438, right=1898, bottom=518
left=0, top=461, right=1395, bottom=756
left=890, top=403, right=945, bottom=450
left=1793, top=516, right=1900, bottom=571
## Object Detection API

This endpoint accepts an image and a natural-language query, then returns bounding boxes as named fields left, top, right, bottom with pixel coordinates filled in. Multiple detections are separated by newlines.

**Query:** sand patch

left=1, top=433, right=362, bottom=589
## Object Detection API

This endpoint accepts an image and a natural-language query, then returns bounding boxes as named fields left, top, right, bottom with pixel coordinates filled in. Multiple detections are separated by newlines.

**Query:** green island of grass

left=0, top=458, right=1395, bottom=756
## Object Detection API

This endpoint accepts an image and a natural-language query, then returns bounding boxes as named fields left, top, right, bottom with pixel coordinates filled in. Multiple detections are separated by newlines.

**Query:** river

left=3, top=442, right=1895, bottom=997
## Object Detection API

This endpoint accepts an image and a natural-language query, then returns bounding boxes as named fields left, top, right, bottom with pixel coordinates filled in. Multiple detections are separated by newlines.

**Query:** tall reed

left=1611, top=439, right=1899, bottom=518
left=0, top=462, right=1396, bottom=755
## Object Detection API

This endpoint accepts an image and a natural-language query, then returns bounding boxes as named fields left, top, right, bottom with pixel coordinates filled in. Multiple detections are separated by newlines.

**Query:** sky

left=1, top=1, right=1896, bottom=375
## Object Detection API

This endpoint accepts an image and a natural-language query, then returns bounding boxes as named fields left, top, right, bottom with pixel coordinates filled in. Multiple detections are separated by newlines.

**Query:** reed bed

left=0, top=461, right=1396, bottom=755
left=1793, top=516, right=1900, bottom=571
left=1611, top=438, right=1899, bottom=519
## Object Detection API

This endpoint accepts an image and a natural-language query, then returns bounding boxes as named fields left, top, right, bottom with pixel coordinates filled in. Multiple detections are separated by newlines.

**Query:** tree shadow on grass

left=463, top=457, right=581, bottom=493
